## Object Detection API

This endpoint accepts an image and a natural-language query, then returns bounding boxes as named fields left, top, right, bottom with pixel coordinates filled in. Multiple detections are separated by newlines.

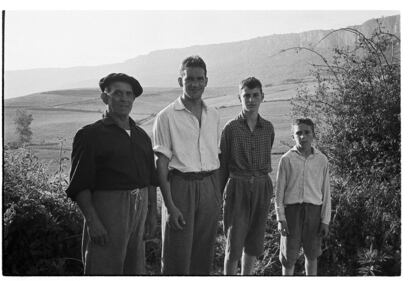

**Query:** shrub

left=288, top=26, right=400, bottom=275
left=3, top=147, right=83, bottom=275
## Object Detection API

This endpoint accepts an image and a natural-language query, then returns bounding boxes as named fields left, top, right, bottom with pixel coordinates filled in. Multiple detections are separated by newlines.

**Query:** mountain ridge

left=5, top=15, right=399, bottom=99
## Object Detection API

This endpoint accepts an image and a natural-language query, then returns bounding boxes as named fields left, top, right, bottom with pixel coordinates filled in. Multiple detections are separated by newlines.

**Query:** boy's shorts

left=279, top=203, right=322, bottom=268
left=223, top=174, right=273, bottom=261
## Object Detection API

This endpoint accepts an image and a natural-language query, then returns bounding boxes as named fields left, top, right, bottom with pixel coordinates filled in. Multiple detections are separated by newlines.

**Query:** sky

left=4, top=10, right=399, bottom=71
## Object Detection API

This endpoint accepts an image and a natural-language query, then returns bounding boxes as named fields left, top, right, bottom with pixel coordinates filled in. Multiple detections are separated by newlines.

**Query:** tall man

left=66, top=73, right=158, bottom=275
left=153, top=56, right=222, bottom=275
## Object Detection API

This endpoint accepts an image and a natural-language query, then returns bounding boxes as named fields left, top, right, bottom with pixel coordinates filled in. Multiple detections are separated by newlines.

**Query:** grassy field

left=4, top=82, right=303, bottom=177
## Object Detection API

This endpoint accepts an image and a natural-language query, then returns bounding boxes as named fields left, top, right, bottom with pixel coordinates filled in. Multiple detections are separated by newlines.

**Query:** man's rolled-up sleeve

left=66, top=129, right=96, bottom=201
left=152, top=112, right=172, bottom=159
left=149, top=141, right=159, bottom=187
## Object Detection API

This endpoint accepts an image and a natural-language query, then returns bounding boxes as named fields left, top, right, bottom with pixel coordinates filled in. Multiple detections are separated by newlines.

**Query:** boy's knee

left=279, top=254, right=297, bottom=269
left=304, top=255, right=318, bottom=263
left=242, top=249, right=258, bottom=259
left=225, top=249, right=242, bottom=263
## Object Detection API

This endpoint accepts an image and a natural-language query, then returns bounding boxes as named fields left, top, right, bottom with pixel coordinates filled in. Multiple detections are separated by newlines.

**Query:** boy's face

left=239, top=87, right=264, bottom=113
left=178, top=66, right=208, bottom=101
left=293, top=123, right=314, bottom=150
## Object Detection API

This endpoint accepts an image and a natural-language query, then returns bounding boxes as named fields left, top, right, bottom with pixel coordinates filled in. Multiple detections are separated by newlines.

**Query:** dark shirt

left=66, top=114, right=158, bottom=201
left=220, top=112, right=275, bottom=179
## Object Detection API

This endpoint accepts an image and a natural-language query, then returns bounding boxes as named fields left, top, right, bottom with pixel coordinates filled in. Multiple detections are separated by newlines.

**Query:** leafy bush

left=3, top=147, right=83, bottom=275
left=289, top=26, right=400, bottom=275
left=255, top=203, right=283, bottom=276
left=2, top=146, right=165, bottom=275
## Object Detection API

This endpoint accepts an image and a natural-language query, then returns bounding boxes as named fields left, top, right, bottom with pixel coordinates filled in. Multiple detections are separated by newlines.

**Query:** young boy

left=275, top=118, right=331, bottom=276
left=220, top=77, right=274, bottom=275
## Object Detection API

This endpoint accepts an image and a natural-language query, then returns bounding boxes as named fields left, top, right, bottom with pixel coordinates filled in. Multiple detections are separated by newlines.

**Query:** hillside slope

left=5, top=15, right=399, bottom=98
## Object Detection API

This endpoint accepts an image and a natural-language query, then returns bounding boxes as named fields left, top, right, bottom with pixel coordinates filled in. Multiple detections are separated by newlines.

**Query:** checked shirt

left=220, top=112, right=275, bottom=179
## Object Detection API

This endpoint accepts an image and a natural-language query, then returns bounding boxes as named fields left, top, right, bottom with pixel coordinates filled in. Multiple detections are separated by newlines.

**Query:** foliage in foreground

left=289, top=26, right=400, bottom=275
left=3, top=147, right=84, bottom=275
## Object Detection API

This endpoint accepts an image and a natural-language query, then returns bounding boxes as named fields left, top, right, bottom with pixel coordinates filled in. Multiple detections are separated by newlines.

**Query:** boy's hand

left=167, top=206, right=186, bottom=231
left=319, top=223, right=329, bottom=238
left=278, top=220, right=289, bottom=236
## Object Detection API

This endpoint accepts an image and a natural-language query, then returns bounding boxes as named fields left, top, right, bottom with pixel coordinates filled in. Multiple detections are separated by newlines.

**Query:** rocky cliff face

left=5, top=15, right=400, bottom=99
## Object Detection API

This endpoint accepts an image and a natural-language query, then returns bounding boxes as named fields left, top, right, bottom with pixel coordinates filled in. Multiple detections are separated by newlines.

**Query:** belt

left=229, top=172, right=269, bottom=184
left=286, top=202, right=321, bottom=207
left=169, top=169, right=216, bottom=181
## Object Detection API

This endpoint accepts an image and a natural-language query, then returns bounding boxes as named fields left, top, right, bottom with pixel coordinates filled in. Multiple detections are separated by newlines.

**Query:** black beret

left=99, top=73, right=143, bottom=97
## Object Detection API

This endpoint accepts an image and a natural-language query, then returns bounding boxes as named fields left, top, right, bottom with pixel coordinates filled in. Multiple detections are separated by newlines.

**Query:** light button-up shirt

left=153, top=97, right=221, bottom=173
left=275, top=146, right=331, bottom=224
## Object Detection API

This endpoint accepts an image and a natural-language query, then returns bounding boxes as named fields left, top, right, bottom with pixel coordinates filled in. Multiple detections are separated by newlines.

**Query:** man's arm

left=218, top=125, right=230, bottom=194
left=156, top=153, right=186, bottom=231
left=67, top=129, right=108, bottom=244
left=75, top=189, right=108, bottom=246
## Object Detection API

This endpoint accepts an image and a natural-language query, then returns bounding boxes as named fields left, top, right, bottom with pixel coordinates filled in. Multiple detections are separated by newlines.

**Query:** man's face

left=104, top=81, right=135, bottom=118
left=178, top=67, right=208, bottom=101
left=293, top=123, right=314, bottom=151
left=239, top=87, right=263, bottom=113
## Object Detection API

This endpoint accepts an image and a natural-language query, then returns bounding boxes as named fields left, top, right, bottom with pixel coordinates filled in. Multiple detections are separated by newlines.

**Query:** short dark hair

left=179, top=56, right=207, bottom=77
left=293, top=118, right=316, bottom=136
left=239, top=77, right=263, bottom=94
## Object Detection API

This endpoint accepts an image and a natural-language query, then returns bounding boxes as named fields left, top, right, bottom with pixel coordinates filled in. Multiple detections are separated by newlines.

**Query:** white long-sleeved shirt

left=275, top=146, right=331, bottom=224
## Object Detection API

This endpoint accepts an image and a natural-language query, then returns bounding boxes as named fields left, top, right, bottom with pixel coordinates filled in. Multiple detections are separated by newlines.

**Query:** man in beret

left=66, top=73, right=158, bottom=275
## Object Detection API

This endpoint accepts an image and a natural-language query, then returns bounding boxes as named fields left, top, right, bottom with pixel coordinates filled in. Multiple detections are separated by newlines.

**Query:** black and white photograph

left=2, top=1, right=404, bottom=277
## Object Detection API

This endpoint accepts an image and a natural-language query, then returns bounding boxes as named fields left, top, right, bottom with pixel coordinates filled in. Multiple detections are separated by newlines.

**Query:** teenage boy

left=275, top=118, right=331, bottom=276
left=219, top=77, right=274, bottom=275
left=66, top=73, right=158, bottom=275
left=153, top=56, right=222, bottom=275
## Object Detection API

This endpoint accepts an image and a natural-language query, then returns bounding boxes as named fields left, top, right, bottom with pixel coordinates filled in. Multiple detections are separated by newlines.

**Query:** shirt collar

left=173, top=97, right=209, bottom=112
left=291, top=145, right=320, bottom=156
left=101, top=111, right=136, bottom=127
left=236, top=111, right=264, bottom=128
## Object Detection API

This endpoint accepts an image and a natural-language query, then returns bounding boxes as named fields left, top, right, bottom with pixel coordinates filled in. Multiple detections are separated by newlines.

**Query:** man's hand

left=87, top=217, right=109, bottom=246
left=144, top=208, right=157, bottom=240
left=167, top=206, right=186, bottom=231
left=278, top=220, right=289, bottom=237
left=319, top=223, right=329, bottom=238
left=76, top=190, right=109, bottom=246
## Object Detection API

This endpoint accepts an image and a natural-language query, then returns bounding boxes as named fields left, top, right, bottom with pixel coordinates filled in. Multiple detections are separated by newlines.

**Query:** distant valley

left=4, top=83, right=299, bottom=178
